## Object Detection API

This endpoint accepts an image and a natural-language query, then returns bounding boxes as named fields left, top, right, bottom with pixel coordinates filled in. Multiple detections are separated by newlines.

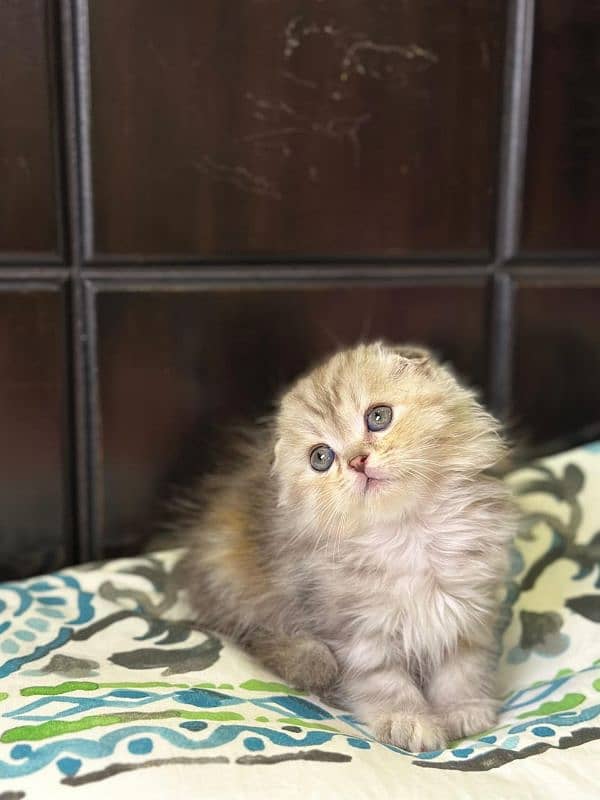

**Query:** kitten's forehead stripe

left=318, top=377, right=355, bottom=437
left=296, top=390, right=323, bottom=422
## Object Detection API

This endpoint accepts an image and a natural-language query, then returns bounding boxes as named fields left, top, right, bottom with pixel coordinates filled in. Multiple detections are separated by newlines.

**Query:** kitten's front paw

left=282, top=638, right=339, bottom=693
left=373, top=711, right=447, bottom=753
left=439, top=700, right=498, bottom=740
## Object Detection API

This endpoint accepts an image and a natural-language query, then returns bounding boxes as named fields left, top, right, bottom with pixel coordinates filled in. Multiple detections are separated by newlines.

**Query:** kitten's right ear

left=391, top=343, right=433, bottom=365
left=387, top=343, right=438, bottom=379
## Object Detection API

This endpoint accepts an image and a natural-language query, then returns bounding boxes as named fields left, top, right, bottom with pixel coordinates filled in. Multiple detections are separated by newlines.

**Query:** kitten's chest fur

left=307, top=519, right=483, bottom=668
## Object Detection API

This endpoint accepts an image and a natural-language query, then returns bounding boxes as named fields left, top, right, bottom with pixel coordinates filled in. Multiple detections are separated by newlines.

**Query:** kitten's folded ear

left=390, top=343, right=434, bottom=365
left=385, top=343, right=438, bottom=377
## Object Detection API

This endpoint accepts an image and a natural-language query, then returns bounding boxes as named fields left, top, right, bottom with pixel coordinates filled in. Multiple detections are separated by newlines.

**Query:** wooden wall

left=1, top=1, right=599, bottom=576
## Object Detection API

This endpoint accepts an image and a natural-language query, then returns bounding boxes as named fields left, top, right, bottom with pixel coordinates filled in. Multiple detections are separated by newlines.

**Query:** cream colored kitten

left=179, top=342, right=516, bottom=752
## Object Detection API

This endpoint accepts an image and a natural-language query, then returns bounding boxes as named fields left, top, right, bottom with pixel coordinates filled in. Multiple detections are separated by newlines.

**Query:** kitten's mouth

left=363, top=476, right=389, bottom=495
left=353, top=465, right=390, bottom=496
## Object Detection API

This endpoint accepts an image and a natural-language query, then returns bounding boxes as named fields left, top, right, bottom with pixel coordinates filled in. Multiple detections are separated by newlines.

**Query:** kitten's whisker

left=358, top=303, right=374, bottom=342
left=320, top=324, right=344, bottom=351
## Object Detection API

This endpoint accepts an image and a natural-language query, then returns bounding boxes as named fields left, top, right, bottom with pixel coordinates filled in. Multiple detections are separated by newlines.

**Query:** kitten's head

left=272, top=342, right=505, bottom=535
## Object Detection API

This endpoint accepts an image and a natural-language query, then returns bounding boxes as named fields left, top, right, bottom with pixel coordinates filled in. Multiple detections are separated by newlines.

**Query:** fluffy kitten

left=179, top=342, right=516, bottom=752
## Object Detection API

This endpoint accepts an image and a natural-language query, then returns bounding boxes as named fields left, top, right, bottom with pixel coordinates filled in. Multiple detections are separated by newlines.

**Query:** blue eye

left=310, top=445, right=335, bottom=472
left=366, top=405, right=392, bottom=432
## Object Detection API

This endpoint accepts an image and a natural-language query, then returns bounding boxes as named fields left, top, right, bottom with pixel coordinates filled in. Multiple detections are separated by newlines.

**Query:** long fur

left=177, top=342, right=517, bottom=751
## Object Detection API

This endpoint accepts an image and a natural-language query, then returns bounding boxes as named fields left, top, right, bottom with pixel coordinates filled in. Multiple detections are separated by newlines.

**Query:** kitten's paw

left=438, top=700, right=498, bottom=740
left=373, top=711, right=447, bottom=753
left=281, top=638, right=340, bottom=693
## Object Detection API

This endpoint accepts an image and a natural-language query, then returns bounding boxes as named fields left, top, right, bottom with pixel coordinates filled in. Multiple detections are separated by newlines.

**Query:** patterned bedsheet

left=1, top=443, right=599, bottom=798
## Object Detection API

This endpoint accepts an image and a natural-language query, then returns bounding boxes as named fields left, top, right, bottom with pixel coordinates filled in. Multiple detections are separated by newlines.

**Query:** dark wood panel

left=0, top=1, right=60, bottom=258
left=88, top=1, right=505, bottom=260
left=0, top=287, right=71, bottom=578
left=94, top=282, right=488, bottom=556
left=513, top=281, right=600, bottom=446
left=521, top=2, right=600, bottom=253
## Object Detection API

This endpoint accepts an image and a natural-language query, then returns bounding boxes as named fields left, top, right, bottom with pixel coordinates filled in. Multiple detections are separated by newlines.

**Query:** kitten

left=178, top=342, right=516, bottom=752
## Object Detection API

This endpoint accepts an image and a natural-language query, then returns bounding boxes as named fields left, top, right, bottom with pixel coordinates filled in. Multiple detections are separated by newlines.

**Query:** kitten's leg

left=426, top=643, right=498, bottom=741
left=245, top=630, right=339, bottom=693
left=346, top=668, right=446, bottom=753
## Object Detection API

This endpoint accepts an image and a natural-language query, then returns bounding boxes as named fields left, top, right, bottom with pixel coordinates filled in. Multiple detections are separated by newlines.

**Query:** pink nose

left=349, top=454, right=369, bottom=473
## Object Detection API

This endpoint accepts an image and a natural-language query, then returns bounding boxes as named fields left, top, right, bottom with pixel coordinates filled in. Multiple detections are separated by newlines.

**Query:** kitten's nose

left=349, top=454, right=369, bottom=473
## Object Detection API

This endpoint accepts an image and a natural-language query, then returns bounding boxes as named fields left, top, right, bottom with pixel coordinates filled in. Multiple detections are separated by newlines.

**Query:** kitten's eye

left=310, top=445, right=335, bottom=472
left=366, top=405, right=393, bottom=432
